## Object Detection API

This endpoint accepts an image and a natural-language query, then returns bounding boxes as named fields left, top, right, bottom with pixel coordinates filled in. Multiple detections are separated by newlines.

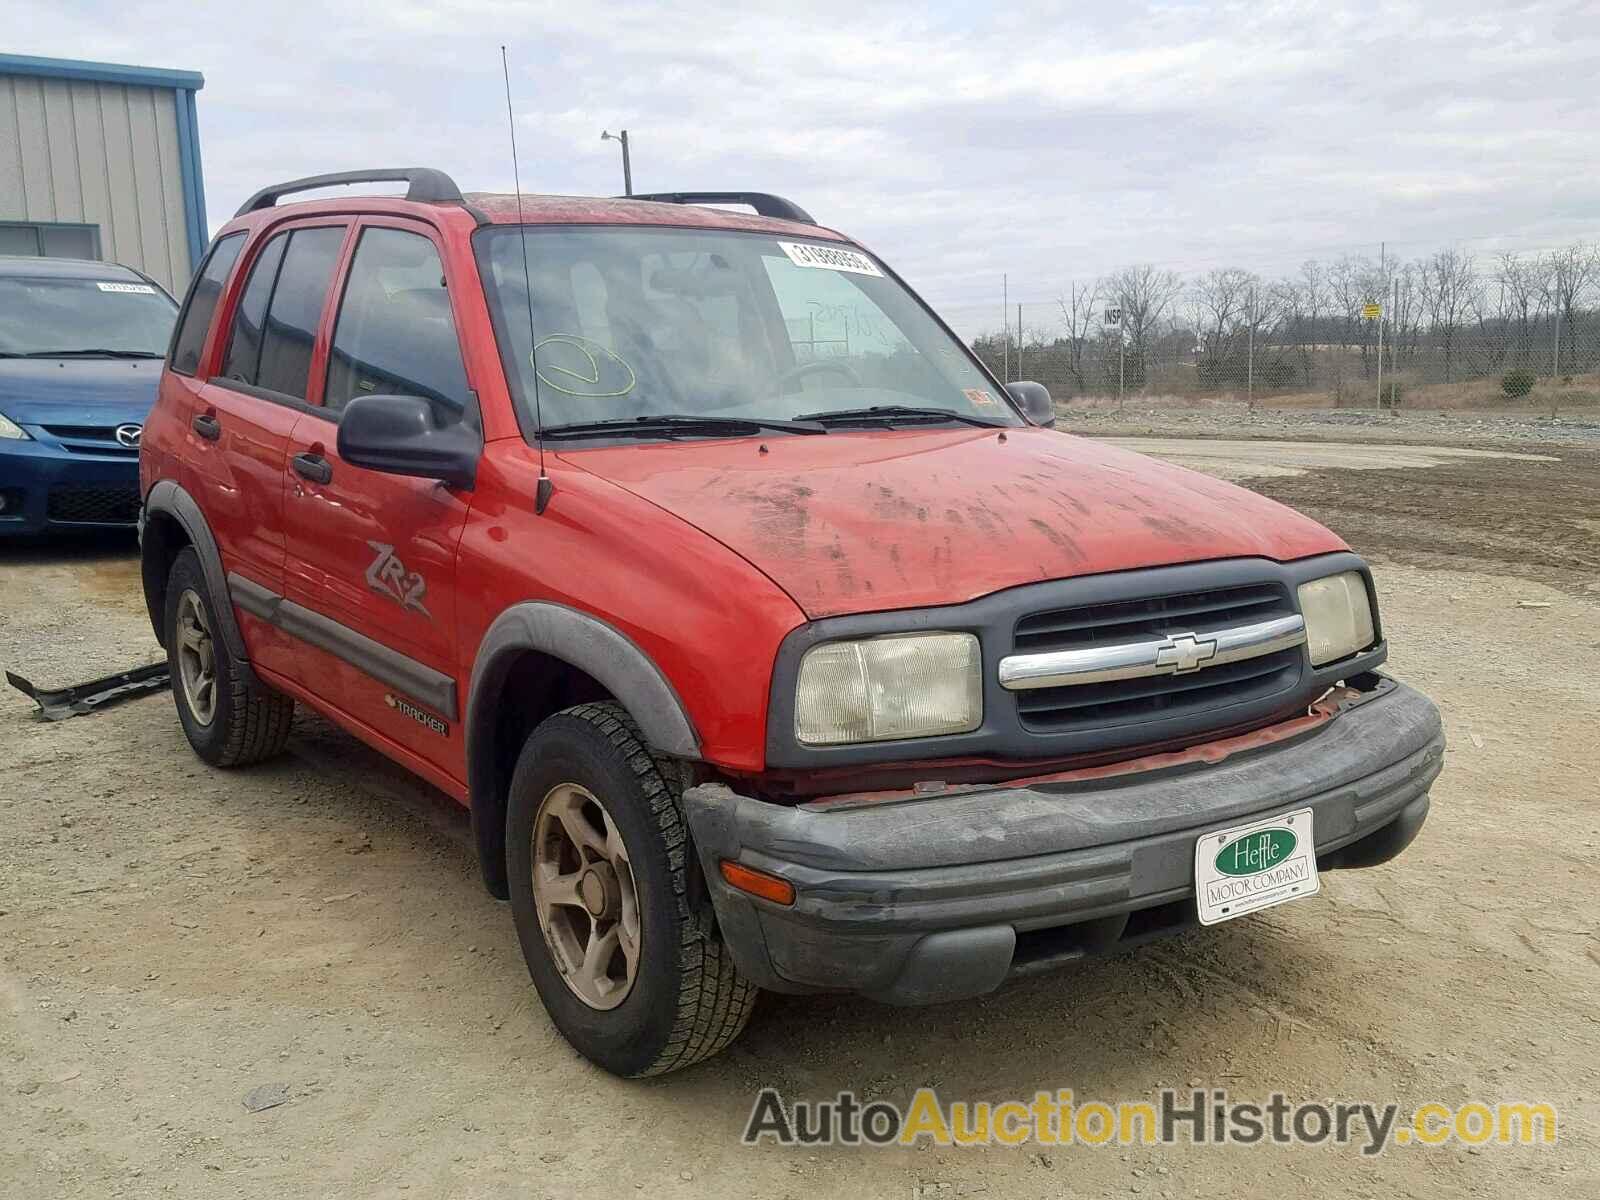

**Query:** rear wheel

left=165, top=547, right=293, bottom=766
left=506, top=702, right=757, bottom=1076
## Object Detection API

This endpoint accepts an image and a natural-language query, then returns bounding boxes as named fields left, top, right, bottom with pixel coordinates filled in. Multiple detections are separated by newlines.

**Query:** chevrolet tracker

left=138, top=169, right=1445, bottom=1077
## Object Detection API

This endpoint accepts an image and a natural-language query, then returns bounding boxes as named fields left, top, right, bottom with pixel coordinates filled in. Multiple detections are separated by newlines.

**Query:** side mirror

left=1005, top=381, right=1056, bottom=428
left=337, top=394, right=479, bottom=490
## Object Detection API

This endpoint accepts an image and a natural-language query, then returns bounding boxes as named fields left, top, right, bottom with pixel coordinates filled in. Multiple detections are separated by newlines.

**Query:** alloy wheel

left=531, top=782, right=641, bottom=1010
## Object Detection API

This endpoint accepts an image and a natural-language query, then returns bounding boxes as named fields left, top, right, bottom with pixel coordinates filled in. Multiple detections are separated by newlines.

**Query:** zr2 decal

left=365, top=541, right=431, bottom=618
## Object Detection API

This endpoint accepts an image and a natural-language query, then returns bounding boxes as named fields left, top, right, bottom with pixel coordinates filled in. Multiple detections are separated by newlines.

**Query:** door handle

left=291, top=452, right=333, bottom=485
left=192, top=413, right=221, bottom=442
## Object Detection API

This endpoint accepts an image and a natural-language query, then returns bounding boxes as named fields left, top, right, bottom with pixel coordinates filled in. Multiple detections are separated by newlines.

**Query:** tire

left=164, top=547, right=293, bottom=767
left=506, top=702, right=757, bottom=1077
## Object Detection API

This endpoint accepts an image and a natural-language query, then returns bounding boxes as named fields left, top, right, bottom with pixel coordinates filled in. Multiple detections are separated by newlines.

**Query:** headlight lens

left=795, top=632, right=982, bottom=745
left=0, top=412, right=29, bottom=440
left=1297, top=571, right=1377, bottom=666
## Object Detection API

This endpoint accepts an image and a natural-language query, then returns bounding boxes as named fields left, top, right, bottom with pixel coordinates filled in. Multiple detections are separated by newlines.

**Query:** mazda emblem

left=115, top=423, right=143, bottom=449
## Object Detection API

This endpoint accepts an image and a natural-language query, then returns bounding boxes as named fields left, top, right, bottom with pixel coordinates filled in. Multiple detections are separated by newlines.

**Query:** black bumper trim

left=685, top=678, right=1443, bottom=1002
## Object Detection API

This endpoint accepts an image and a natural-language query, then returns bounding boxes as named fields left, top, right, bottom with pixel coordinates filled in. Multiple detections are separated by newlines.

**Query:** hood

left=560, top=427, right=1347, bottom=618
left=0, top=357, right=161, bottom=426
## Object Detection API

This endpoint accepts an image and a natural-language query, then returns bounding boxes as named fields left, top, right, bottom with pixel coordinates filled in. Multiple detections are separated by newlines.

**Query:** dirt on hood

left=558, top=426, right=1347, bottom=617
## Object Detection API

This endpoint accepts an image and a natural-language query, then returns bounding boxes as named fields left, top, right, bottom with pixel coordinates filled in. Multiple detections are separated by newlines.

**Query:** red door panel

left=280, top=408, right=471, bottom=778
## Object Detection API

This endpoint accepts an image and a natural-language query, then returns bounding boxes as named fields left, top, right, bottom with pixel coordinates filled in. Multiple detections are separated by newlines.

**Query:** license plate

left=1193, top=807, right=1320, bottom=926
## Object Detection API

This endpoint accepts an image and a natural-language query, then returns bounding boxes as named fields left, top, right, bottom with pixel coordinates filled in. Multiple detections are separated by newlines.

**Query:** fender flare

left=141, top=480, right=255, bottom=676
left=466, top=601, right=701, bottom=896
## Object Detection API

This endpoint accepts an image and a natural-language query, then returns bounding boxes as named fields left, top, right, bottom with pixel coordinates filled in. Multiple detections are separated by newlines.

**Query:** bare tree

left=1055, top=278, right=1104, bottom=394
left=1283, top=260, right=1327, bottom=384
left=1327, top=254, right=1377, bottom=373
left=1541, top=242, right=1600, bottom=374
left=1420, top=248, right=1480, bottom=382
left=1105, top=264, right=1183, bottom=390
left=1190, top=268, right=1253, bottom=363
left=1495, top=252, right=1551, bottom=368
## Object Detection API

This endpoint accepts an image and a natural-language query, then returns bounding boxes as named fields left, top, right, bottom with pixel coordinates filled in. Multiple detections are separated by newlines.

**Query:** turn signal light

left=720, top=860, right=795, bottom=906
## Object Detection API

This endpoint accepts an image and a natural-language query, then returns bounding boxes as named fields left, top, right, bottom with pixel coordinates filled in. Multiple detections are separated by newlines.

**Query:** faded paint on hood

left=560, top=427, right=1347, bottom=617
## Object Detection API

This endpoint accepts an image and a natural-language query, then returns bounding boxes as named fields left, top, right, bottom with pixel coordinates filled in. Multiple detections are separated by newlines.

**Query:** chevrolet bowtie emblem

left=1155, top=632, right=1219, bottom=674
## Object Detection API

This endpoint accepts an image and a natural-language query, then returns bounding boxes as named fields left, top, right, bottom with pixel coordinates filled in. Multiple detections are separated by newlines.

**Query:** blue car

left=0, top=256, right=178, bottom=537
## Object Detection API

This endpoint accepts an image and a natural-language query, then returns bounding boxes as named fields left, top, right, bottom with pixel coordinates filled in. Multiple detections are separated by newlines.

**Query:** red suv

left=140, top=168, right=1444, bottom=1076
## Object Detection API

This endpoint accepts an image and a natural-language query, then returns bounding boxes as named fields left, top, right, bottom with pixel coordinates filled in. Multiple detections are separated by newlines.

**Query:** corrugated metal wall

left=0, top=73, right=191, bottom=291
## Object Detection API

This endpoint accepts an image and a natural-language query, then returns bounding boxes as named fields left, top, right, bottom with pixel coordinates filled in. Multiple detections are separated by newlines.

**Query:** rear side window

left=324, top=228, right=471, bottom=423
left=170, top=232, right=245, bottom=375
left=219, top=225, right=345, bottom=400
left=257, top=227, right=345, bottom=399
left=221, top=233, right=288, bottom=384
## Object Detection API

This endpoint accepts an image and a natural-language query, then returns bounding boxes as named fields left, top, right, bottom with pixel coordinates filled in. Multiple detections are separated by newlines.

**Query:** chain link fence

left=964, top=244, right=1600, bottom=409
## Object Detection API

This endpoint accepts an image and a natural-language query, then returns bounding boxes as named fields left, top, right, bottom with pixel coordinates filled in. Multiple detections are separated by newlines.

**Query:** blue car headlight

left=0, top=413, right=30, bottom=441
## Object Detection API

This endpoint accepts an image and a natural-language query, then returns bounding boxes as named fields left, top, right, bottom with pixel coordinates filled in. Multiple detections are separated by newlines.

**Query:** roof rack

left=234, top=168, right=464, bottom=217
left=627, top=191, right=816, bottom=225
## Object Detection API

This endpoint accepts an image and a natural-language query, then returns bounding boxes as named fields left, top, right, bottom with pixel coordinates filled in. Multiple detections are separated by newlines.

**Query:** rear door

left=184, top=219, right=350, bottom=677
left=278, top=217, right=479, bottom=782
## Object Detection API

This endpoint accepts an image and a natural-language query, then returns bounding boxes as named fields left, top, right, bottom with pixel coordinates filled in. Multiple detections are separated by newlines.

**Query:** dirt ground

left=3, top=418, right=1597, bottom=1199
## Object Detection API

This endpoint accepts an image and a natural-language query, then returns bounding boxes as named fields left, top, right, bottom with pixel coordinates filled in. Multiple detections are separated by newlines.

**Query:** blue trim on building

left=0, top=52, right=203, bottom=92
left=173, top=90, right=208, bottom=267
left=0, top=53, right=208, bottom=275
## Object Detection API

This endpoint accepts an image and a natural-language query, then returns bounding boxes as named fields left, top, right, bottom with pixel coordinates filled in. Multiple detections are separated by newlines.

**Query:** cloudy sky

left=17, top=0, right=1600, bottom=333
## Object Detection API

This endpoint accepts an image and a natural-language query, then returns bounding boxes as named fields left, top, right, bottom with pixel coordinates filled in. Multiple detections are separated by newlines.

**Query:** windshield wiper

left=793, top=404, right=1005, bottom=429
left=23, top=348, right=165, bottom=359
left=540, top=414, right=827, bottom=440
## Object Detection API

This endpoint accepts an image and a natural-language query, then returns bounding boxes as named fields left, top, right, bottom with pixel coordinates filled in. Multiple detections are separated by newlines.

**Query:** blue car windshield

left=0, top=276, right=177, bottom=357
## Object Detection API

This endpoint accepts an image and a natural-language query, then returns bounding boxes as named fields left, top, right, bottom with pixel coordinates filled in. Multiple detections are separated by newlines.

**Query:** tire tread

left=558, top=702, right=757, bottom=1076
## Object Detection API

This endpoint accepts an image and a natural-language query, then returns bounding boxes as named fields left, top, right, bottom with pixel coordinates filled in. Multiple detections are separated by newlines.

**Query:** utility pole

left=1017, top=303, right=1024, bottom=379
left=1246, top=287, right=1256, bottom=410
left=1375, top=242, right=1384, bottom=410
left=1002, top=274, right=1009, bottom=382
left=1118, top=332, right=1126, bottom=413
left=601, top=129, right=633, bottom=196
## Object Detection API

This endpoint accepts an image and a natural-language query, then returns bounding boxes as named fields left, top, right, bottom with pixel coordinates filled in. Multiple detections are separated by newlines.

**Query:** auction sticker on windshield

left=778, top=241, right=883, bottom=277
left=96, top=282, right=158, bottom=294
left=1194, top=807, right=1319, bottom=926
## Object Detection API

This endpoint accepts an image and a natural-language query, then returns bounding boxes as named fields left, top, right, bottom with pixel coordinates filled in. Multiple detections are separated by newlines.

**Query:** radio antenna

left=501, top=45, right=553, bottom=514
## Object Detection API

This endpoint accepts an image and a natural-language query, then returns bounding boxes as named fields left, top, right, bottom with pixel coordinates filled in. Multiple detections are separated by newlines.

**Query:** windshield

left=475, top=226, right=1019, bottom=433
left=0, top=275, right=177, bottom=357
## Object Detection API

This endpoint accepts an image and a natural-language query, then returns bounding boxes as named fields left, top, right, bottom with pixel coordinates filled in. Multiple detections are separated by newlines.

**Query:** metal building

left=0, top=53, right=207, bottom=294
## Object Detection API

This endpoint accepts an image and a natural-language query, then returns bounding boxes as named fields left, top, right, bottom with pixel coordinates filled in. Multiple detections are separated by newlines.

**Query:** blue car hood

left=0, top=357, right=162, bottom=426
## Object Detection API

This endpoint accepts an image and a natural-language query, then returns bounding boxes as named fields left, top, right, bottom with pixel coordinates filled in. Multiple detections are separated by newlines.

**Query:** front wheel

left=506, top=702, right=757, bottom=1076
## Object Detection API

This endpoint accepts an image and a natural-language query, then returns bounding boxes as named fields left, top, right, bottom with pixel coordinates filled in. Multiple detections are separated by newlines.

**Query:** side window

left=256, top=227, right=346, bottom=399
left=170, top=232, right=245, bottom=375
left=221, top=233, right=288, bottom=384
left=324, top=228, right=471, bottom=424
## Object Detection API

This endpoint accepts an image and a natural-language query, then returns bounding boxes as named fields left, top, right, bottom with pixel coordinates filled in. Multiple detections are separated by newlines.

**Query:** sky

left=14, top=0, right=1600, bottom=335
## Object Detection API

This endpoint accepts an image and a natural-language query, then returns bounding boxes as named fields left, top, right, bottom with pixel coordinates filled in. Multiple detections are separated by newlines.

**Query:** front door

left=279, top=218, right=480, bottom=785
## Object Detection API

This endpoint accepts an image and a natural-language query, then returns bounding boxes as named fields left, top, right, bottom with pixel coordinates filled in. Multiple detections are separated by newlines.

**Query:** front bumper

left=0, top=439, right=140, bottom=536
left=685, top=676, right=1444, bottom=1005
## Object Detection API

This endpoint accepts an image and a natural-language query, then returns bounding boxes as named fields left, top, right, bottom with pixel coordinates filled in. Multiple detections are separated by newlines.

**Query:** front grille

left=40, top=424, right=138, bottom=456
left=1012, top=582, right=1302, bottom=733
left=47, top=485, right=140, bottom=525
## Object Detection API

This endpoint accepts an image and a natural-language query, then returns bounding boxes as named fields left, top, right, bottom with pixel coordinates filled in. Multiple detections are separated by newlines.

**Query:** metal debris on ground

left=6, top=663, right=170, bottom=721
left=241, top=1083, right=290, bottom=1113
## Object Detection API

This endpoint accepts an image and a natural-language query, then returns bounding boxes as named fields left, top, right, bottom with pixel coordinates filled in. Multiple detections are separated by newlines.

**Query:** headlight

left=0, top=413, right=29, bottom=441
left=1297, top=571, right=1376, bottom=666
left=795, top=632, right=981, bottom=745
